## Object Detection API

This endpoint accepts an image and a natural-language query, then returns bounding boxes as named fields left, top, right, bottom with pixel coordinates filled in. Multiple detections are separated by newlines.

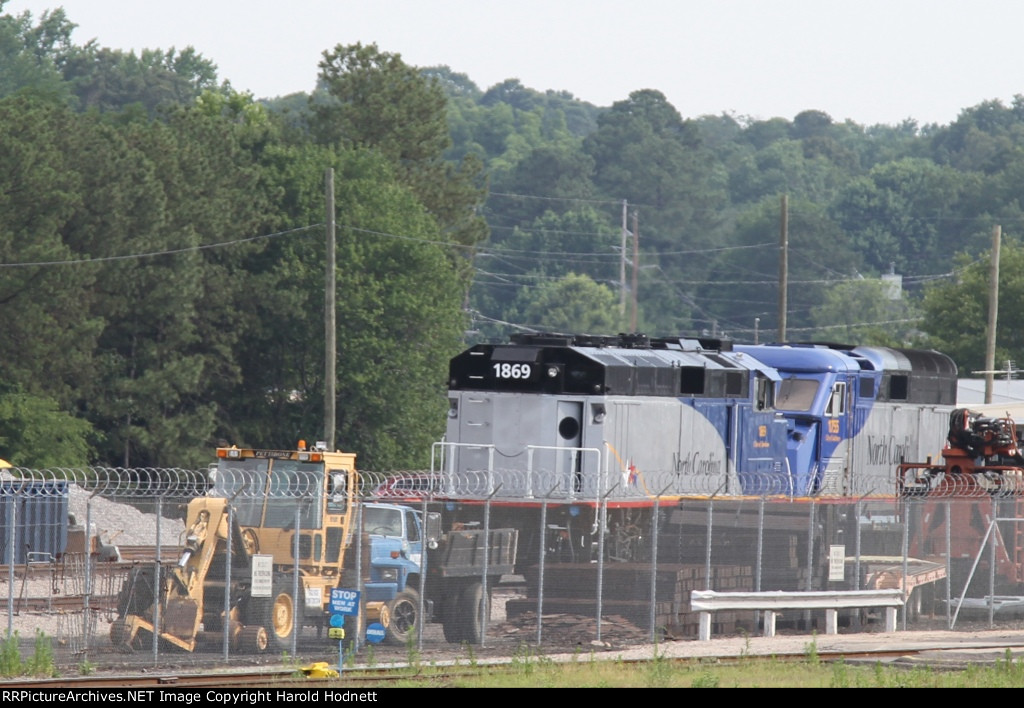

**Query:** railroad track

left=0, top=642, right=998, bottom=690
left=0, top=594, right=118, bottom=613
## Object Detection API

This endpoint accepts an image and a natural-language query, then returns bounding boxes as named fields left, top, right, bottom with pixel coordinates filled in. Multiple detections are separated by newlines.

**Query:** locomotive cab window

left=825, top=382, right=847, bottom=417
left=859, top=378, right=875, bottom=399
left=755, top=375, right=774, bottom=411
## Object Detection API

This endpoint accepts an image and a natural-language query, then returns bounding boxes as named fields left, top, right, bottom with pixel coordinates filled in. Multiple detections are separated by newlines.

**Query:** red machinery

left=898, top=408, right=1024, bottom=496
left=898, top=408, right=1024, bottom=593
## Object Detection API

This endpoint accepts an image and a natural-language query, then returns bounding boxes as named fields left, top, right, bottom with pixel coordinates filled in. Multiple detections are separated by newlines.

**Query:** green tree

left=60, top=44, right=222, bottom=115
left=919, top=240, right=1024, bottom=374
left=831, top=158, right=974, bottom=276
left=469, top=207, right=622, bottom=341
left=807, top=278, right=918, bottom=345
left=310, top=42, right=488, bottom=252
left=518, top=273, right=622, bottom=334
left=0, top=387, right=93, bottom=467
left=695, top=197, right=860, bottom=340
left=73, top=101, right=268, bottom=468
left=489, top=144, right=595, bottom=224
left=0, top=3, right=73, bottom=101
left=0, top=96, right=103, bottom=407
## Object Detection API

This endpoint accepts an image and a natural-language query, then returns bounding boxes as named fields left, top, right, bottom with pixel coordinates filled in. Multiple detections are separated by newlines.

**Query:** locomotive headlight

left=592, top=404, right=606, bottom=424
left=546, top=366, right=559, bottom=378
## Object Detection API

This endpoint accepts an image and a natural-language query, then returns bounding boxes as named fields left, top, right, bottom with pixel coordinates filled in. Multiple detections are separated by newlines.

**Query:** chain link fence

left=2, top=467, right=1023, bottom=672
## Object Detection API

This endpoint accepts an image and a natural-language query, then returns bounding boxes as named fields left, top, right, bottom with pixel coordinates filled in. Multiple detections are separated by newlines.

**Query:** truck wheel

left=265, top=579, right=297, bottom=651
left=441, top=595, right=464, bottom=643
left=383, top=590, right=420, bottom=645
left=460, top=581, right=490, bottom=645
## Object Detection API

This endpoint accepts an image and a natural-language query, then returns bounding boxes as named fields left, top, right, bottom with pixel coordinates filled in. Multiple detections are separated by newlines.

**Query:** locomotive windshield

left=775, top=377, right=819, bottom=412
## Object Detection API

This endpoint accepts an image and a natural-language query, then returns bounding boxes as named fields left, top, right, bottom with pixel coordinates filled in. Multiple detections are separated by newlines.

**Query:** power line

left=0, top=224, right=324, bottom=268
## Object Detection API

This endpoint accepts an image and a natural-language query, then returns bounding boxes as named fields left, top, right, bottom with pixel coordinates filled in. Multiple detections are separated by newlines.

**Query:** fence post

left=354, top=502, right=363, bottom=654
left=804, top=500, right=816, bottom=628
left=6, top=491, right=14, bottom=637
left=293, top=504, right=301, bottom=657
left=536, top=497, right=549, bottom=646
left=480, top=490, right=496, bottom=648
left=83, top=494, right=94, bottom=657
left=417, top=495, right=429, bottom=653
left=988, top=497, right=997, bottom=628
left=649, top=489, right=669, bottom=644
left=944, top=500, right=952, bottom=627
left=901, top=496, right=910, bottom=629
left=223, top=504, right=233, bottom=661
left=704, top=498, right=713, bottom=591
left=153, top=497, right=162, bottom=663
left=853, top=498, right=862, bottom=629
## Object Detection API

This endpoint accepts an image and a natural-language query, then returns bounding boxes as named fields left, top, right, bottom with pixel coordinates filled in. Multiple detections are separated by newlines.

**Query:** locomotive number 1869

left=493, top=363, right=532, bottom=379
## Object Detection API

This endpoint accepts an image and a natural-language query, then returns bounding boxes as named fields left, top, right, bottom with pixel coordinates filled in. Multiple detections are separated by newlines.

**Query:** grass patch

left=331, top=651, right=1024, bottom=688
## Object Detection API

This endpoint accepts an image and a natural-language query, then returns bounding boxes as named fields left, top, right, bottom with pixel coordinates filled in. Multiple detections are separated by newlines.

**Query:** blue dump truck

left=359, top=501, right=518, bottom=645
left=110, top=443, right=518, bottom=653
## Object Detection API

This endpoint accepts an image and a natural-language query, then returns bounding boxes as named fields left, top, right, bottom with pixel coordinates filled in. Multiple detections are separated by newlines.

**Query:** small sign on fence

left=330, top=588, right=360, bottom=615
left=829, top=545, right=846, bottom=581
left=251, top=554, right=273, bottom=597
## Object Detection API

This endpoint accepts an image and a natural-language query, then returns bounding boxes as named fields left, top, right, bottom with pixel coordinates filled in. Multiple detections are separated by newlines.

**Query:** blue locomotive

left=434, top=333, right=958, bottom=567
left=733, top=342, right=958, bottom=496
left=441, top=334, right=956, bottom=500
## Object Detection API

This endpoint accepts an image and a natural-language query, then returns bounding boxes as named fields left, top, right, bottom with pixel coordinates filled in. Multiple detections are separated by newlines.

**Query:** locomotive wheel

left=383, top=590, right=420, bottom=645
left=238, top=625, right=269, bottom=654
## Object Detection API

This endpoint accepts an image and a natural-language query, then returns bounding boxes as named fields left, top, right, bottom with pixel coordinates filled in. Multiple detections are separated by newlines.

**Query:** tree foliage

left=10, top=2, right=1024, bottom=469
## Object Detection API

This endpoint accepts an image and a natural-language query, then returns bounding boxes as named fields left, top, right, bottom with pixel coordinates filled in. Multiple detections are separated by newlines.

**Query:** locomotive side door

left=555, top=400, right=584, bottom=495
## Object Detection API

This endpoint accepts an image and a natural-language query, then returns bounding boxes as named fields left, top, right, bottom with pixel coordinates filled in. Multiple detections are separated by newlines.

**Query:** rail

left=689, top=589, right=905, bottom=640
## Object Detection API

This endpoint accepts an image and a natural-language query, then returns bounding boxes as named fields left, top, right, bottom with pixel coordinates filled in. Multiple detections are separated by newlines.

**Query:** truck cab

left=362, top=503, right=430, bottom=634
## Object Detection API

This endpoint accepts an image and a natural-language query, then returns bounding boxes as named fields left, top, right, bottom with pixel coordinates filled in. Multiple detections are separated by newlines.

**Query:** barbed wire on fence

left=1, top=466, right=1023, bottom=500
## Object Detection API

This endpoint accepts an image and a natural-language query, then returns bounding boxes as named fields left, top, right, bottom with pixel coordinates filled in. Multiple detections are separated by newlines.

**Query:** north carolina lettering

left=865, top=435, right=912, bottom=466
left=672, top=451, right=723, bottom=476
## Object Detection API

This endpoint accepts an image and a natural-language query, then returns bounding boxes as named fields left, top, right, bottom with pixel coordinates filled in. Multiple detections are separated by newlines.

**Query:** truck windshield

left=363, top=507, right=402, bottom=537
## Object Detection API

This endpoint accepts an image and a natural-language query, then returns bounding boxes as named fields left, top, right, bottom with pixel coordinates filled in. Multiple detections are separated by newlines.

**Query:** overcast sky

left=6, top=0, right=1024, bottom=127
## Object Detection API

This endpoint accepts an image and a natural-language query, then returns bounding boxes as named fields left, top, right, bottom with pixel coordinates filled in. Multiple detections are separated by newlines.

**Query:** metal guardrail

left=690, top=589, right=905, bottom=639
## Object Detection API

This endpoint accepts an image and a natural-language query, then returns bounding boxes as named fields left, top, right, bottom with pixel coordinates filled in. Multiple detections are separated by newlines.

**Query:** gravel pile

left=68, top=485, right=186, bottom=547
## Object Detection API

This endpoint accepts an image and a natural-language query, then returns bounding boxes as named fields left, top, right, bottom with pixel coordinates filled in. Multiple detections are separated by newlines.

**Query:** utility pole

left=984, top=224, right=1001, bottom=404
left=631, top=210, right=639, bottom=332
left=324, top=168, right=337, bottom=450
left=620, top=199, right=628, bottom=318
left=777, top=194, right=789, bottom=342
